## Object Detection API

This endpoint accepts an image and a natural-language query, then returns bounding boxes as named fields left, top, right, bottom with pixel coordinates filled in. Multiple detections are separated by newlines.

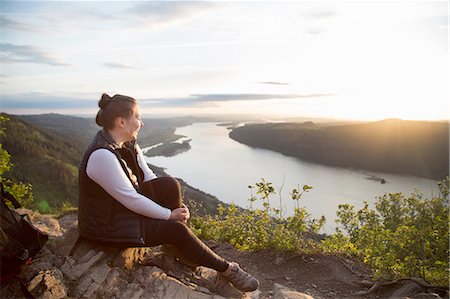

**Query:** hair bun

left=99, top=93, right=112, bottom=109
left=95, top=109, right=104, bottom=127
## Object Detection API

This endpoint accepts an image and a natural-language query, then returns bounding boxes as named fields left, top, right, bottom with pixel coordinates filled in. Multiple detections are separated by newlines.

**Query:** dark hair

left=95, top=93, right=137, bottom=129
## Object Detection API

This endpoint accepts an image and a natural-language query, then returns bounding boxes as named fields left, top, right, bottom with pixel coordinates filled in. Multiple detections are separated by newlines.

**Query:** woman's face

left=123, top=104, right=144, bottom=141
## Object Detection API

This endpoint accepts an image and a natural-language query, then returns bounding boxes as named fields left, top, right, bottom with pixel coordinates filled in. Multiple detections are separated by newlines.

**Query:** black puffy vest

left=78, top=129, right=146, bottom=245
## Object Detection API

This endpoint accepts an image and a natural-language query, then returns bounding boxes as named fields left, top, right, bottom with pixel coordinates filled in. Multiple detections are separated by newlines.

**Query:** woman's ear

left=114, top=117, right=125, bottom=128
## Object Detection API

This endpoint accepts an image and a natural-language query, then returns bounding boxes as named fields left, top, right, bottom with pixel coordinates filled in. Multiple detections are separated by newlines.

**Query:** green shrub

left=192, top=176, right=449, bottom=285
left=191, top=178, right=325, bottom=252
left=331, top=177, right=449, bottom=285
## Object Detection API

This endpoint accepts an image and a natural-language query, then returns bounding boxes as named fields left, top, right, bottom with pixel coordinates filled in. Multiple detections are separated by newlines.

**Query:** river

left=143, top=122, right=438, bottom=234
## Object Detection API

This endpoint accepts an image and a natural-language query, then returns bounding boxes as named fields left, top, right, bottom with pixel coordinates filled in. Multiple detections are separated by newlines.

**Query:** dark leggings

left=140, top=177, right=229, bottom=272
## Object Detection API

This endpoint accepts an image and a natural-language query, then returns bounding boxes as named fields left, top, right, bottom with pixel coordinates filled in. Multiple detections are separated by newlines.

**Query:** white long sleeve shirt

left=86, top=145, right=171, bottom=220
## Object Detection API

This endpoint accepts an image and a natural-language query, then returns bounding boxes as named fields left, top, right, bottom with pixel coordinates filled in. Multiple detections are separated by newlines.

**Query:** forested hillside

left=0, top=113, right=80, bottom=212
left=230, top=119, right=449, bottom=180
left=18, top=114, right=99, bottom=156
left=18, top=114, right=205, bottom=150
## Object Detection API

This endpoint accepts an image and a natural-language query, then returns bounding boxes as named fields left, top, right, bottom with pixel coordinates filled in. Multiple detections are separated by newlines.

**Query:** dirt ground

left=209, top=241, right=376, bottom=299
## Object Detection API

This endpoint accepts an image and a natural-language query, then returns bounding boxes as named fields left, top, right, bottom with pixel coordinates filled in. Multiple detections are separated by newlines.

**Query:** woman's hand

left=169, top=204, right=190, bottom=223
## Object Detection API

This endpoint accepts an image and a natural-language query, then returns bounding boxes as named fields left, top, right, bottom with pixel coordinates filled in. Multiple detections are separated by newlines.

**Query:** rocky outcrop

left=0, top=210, right=312, bottom=299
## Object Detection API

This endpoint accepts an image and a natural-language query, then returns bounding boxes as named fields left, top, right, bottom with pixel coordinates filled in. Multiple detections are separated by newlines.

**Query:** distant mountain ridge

left=229, top=119, right=449, bottom=180
left=18, top=113, right=99, bottom=156
left=17, top=113, right=197, bottom=151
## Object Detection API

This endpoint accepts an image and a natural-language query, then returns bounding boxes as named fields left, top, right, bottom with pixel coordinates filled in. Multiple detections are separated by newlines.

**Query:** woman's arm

left=136, top=144, right=190, bottom=223
left=136, top=144, right=157, bottom=182
left=86, top=149, right=171, bottom=220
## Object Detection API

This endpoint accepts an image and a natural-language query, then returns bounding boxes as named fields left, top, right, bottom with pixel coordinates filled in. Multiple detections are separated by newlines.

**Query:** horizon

left=3, top=111, right=449, bottom=125
left=1, top=1, right=448, bottom=121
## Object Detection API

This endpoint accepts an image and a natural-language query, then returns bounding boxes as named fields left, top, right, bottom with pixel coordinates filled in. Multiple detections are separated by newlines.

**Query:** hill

left=17, top=114, right=210, bottom=150
left=229, top=119, right=449, bottom=180
left=0, top=113, right=80, bottom=212
left=1, top=114, right=222, bottom=215
left=17, top=113, right=99, bottom=156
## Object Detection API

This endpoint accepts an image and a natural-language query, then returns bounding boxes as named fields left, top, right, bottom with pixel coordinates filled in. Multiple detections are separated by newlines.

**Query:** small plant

left=192, top=178, right=325, bottom=252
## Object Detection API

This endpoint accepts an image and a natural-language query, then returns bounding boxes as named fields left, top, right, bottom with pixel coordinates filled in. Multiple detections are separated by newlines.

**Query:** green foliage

left=0, top=144, right=11, bottom=176
left=191, top=178, right=325, bottom=252
left=331, top=177, right=449, bottom=285
left=193, top=177, right=449, bottom=286
left=321, top=230, right=358, bottom=255
left=0, top=115, right=34, bottom=207
left=0, top=114, right=79, bottom=213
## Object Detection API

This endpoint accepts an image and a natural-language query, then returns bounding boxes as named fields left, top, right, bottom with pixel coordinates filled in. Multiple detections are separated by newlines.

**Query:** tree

left=0, top=116, right=33, bottom=207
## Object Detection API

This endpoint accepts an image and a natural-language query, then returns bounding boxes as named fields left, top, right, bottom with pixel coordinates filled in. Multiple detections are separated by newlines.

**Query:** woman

left=78, top=93, right=259, bottom=292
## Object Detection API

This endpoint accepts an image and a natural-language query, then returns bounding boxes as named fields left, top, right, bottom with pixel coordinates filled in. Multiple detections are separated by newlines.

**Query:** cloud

left=0, top=43, right=70, bottom=66
left=123, top=2, right=216, bottom=27
left=1, top=93, right=94, bottom=109
left=0, top=16, right=34, bottom=32
left=306, top=26, right=327, bottom=34
left=190, top=94, right=325, bottom=102
left=303, top=7, right=337, bottom=19
left=258, top=81, right=290, bottom=85
left=1, top=2, right=218, bottom=34
left=102, top=62, right=138, bottom=69
left=300, top=7, right=337, bottom=35
left=140, top=93, right=332, bottom=107
left=431, top=15, right=448, bottom=30
left=1, top=92, right=333, bottom=111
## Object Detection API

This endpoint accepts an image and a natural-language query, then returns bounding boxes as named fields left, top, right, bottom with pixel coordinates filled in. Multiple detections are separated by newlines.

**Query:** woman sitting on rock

left=78, top=93, right=259, bottom=292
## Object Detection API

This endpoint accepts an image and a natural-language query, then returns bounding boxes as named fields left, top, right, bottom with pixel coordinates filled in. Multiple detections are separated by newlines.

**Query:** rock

left=95, top=268, right=128, bottom=298
left=275, top=256, right=284, bottom=265
left=140, top=266, right=220, bottom=299
left=74, top=263, right=111, bottom=297
left=60, top=256, right=75, bottom=277
left=57, top=212, right=78, bottom=231
left=242, top=289, right=262, bottom=299
left=53, top=227, right=80, bottom=256
left=23, top=249, right=55, bottom=281
left=413, top=293, right=442, bottom=299
left=5, top=210, right=281, bottom=299
left=389, top=282, right=424, bottom=299
left=120, top=283, right=144, bottom=299
left=16, top=208, right=63, bottom=237
left=196, top=285, right=213, bottom=295
left=70, top=237, right=152, bottom=270
left=27, top=268, right=67, bottom=299
left=273, top=283, right=314, bottom=299
left=69, top=250, right=105, bottom=280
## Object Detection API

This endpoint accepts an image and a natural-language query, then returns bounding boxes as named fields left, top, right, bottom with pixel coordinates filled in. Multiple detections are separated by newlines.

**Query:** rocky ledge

left=1, top=209, right=315, bottom=299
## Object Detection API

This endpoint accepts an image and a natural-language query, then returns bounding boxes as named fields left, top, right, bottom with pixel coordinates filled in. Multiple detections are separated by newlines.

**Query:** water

left=143, top=122, right=438, bottom=234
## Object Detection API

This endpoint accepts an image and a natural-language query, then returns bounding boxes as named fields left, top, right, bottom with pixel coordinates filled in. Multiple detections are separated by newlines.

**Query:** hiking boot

left=220, top=262, right=259, bottom=292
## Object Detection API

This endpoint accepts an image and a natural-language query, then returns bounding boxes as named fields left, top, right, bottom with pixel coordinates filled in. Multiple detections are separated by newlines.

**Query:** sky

left=0, top=1, right=448, bottom=121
